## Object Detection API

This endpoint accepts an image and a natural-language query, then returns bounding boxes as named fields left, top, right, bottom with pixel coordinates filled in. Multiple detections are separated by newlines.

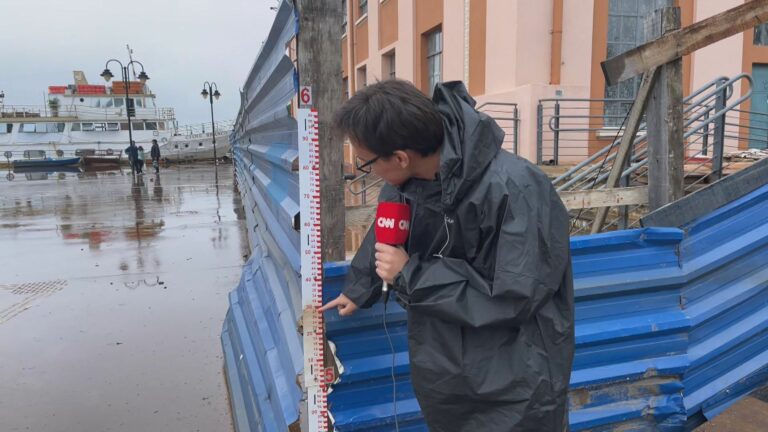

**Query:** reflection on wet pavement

left=0, top=165, right=247, bottom=432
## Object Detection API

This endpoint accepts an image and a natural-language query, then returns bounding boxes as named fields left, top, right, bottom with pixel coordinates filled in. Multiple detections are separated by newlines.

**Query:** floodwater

left=0, top=164, right=247, bottom=432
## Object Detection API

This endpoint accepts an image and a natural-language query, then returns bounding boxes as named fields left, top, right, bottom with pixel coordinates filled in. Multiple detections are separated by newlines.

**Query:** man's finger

left=318, top=297, right=340, bottom=312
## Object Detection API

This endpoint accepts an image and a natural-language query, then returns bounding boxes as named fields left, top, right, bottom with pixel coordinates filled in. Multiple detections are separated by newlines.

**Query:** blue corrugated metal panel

left=221, top=1, right=304, bottom=431
left=324, top=183, right=768, bottom=431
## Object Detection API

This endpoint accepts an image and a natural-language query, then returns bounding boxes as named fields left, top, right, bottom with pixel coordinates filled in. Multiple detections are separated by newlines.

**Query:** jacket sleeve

left=341, top=224, right=383, bottom=308
left=395, top=183, right=570, bottom=328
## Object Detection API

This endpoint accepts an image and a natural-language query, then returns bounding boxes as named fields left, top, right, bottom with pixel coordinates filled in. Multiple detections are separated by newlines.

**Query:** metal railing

left=173, top=119, right=235, bottom=137
left=0, top=104, right=175, bottom=121
left=552, top=74, right=758, bottom=235
left=477, top=102, right=519, bottom=154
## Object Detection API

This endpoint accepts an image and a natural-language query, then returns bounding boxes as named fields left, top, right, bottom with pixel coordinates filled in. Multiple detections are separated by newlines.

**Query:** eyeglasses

left=354, top=155, right=381, bottom=174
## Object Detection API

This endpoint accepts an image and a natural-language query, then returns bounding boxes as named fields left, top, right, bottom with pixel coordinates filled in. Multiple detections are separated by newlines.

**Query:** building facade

left=341, top=0, right=768, bottom=165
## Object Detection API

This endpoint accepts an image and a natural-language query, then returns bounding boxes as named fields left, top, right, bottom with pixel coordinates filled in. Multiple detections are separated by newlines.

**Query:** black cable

left=382, top=290, right=400, bottom=432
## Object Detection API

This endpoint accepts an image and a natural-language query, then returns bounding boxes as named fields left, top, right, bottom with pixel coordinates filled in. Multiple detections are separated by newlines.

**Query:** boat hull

left=12, top=157, right=81, bottom=168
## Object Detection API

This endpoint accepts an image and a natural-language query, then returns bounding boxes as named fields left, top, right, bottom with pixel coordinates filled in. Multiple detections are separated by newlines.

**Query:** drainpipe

left=550, top=0, right=563, bottom=85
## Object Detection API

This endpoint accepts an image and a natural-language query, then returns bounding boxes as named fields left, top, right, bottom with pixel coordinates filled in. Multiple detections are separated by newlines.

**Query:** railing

left=549, top=74, right=757, bottom=235
left=173, top=120, right=235, bottom=137
left=0, top=104, right=175, bottom=121
left=477, top=102, right=519, bottom=154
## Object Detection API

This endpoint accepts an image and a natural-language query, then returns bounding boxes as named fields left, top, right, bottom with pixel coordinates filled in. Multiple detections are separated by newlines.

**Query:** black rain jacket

left=342, top=82, right=574, bottom=432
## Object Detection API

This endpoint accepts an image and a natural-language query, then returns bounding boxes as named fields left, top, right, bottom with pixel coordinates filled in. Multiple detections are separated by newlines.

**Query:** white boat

left=164, top=120, right=234, bottom=162
left=0, top=70, right=232, bottom=165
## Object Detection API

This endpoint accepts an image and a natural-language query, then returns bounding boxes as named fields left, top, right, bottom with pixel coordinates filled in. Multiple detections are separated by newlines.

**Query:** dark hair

left=332, top=79, right=444, bottom=157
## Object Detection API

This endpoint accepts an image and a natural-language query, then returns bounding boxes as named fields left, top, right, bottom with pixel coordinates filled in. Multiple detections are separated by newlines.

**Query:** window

left=120, top=122, right=129, bottom=130
left=343, top=77, right=350, bottom=100
left=20, top=123, right=35, bottom=133
left=71, top=123, right=81, bottom=132
left=82, top=122, right=95, bottom=132
left=93, top=123, right=106, bottom=132
left=356, top=66, right=367, bottom=91
left=359, top=0, right=367, bottom=17
left=132, top=121, right=145, bottom=131
left=145, top=121, right=158, bottom=131
left=107, top=122, right=120, bottom=131
left=45, top=123, right=65, bottom=133
left=114, top=98, right=124, bottom=108
left=135, top=99, right=144, bottom=108
left=174, top=144, right=179, bottom=149
left=158, top=121, right=166, bottom=131
left=199, top=142, right=204, bottom=147
left=426, top=29, right=443, bottom=96
left=342, top=0, right=348, bottom=34
left=0, top=123, right=9, bottom=134
left=756, top=23, right=768, bottom=46
left=604, top=0, right=672, bottom=126
left=104, top=98, right=114, bottom=108
left=383, top=51, right=396, bottom=80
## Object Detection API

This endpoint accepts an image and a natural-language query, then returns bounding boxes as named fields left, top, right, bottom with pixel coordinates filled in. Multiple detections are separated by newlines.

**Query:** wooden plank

left=591, top=67, right=660, bottom=234
left=642, top=158, right=768, bottom=228
left=296, top=0, right=345, bottom=262
left=560, top=187, right=648, bottom=210
left=646, top=7, right=684, bottom=211
left=601, top=0, right=768, bottom=86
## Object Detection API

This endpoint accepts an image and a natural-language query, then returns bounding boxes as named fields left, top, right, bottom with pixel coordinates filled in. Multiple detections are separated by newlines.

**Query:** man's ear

left=393, top=150, right=410, bottom=169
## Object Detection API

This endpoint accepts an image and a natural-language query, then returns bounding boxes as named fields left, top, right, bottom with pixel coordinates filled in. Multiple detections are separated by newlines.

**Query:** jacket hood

left=433, top=81, right=505, bottom=209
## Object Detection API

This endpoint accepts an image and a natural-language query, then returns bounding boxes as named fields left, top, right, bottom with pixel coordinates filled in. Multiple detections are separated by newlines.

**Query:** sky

left=0, top=0, right=277, bottom=126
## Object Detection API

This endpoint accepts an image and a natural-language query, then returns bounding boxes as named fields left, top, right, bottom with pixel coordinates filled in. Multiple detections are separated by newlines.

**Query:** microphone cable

left=382, top=289, right=400, bottom=432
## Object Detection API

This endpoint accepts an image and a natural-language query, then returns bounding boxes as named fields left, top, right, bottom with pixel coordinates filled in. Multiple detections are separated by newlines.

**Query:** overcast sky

left=0, top=0, right=276, bottom=125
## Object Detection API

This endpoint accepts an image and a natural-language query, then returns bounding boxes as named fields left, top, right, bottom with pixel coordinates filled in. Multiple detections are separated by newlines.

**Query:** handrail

left=551, top=74, right=750, bottom=191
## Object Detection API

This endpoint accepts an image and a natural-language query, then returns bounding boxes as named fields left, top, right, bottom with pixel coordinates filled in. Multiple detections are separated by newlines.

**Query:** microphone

left=374, top=202, right=411, bottom=296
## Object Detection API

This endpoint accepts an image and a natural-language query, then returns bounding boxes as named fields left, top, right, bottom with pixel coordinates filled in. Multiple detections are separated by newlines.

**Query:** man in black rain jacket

left=321, top=80, right=574, bottom=432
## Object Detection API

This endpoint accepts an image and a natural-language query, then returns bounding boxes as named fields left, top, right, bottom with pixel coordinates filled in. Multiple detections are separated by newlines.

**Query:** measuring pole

left=299, top=107, right=330, bottom=432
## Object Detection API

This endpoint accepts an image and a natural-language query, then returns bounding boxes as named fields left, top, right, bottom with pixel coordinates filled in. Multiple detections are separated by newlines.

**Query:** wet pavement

left=0, top=164, right=247, bottom=432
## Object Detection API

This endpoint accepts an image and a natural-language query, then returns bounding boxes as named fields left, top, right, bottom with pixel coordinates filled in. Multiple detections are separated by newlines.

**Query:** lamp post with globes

left=201, top=82, right=221, bottom=162
left=99, top=59, right=149, bottom=173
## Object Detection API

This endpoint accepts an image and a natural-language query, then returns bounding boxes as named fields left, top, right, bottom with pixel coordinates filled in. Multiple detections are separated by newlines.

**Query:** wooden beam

left=296, top=0, right=345, bottom=262
left=646, top=7, right=684, bottom=211
left=591, top=67, right=660, bottom=234
left=601, top=0, right=768, bottom=86
left=560, top=186, right=648, bottom=210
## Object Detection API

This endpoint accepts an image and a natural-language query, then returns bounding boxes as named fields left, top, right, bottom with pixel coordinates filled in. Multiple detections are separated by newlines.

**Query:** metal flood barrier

left=322, top=160, right=768, bottom=431
left=221, top=1, right=768, bottom=429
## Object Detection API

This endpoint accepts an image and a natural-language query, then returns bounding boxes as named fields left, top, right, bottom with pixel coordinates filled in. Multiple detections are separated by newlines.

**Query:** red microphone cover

left=374, top=202, right=411, bottom=246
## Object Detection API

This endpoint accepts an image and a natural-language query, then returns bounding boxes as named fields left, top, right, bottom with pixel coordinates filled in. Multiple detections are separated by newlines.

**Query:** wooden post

left=591, top=67, right=659, bottom=234
left=296, top=0, right=345, bottom=262
left=601, top=0, right=768, bottom=86
left=646, top=7, right=684, bottom=211
left=296, top=3, right=344, bottom=431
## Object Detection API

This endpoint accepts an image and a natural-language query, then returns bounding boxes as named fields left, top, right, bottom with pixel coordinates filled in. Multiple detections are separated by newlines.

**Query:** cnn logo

left=377, top=217, right=409, bottom=231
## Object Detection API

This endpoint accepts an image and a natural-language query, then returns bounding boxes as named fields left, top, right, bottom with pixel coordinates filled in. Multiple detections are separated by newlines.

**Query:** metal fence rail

left=477, top=102, right=519, bottom=154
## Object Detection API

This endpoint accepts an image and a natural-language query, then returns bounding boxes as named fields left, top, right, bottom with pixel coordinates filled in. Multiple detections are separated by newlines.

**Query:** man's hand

left=319, top=294, right=359, bottom=317
left=375, top=242, right=409, bottom=284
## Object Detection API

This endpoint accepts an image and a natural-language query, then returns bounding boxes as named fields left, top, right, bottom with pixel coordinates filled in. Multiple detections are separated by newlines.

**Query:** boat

left=162, top=120, right=234, bottom=162
left=0, top=70, right=233, bottom=164
left=11, top=150, right=80, bottom=168
left=76, top=148, right=122, bottom=166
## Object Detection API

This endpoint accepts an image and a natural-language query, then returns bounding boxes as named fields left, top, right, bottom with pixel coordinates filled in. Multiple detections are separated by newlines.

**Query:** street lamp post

left=201, top=82, right=221, bottom=162
left=100, top=59, right=150, bottom=174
